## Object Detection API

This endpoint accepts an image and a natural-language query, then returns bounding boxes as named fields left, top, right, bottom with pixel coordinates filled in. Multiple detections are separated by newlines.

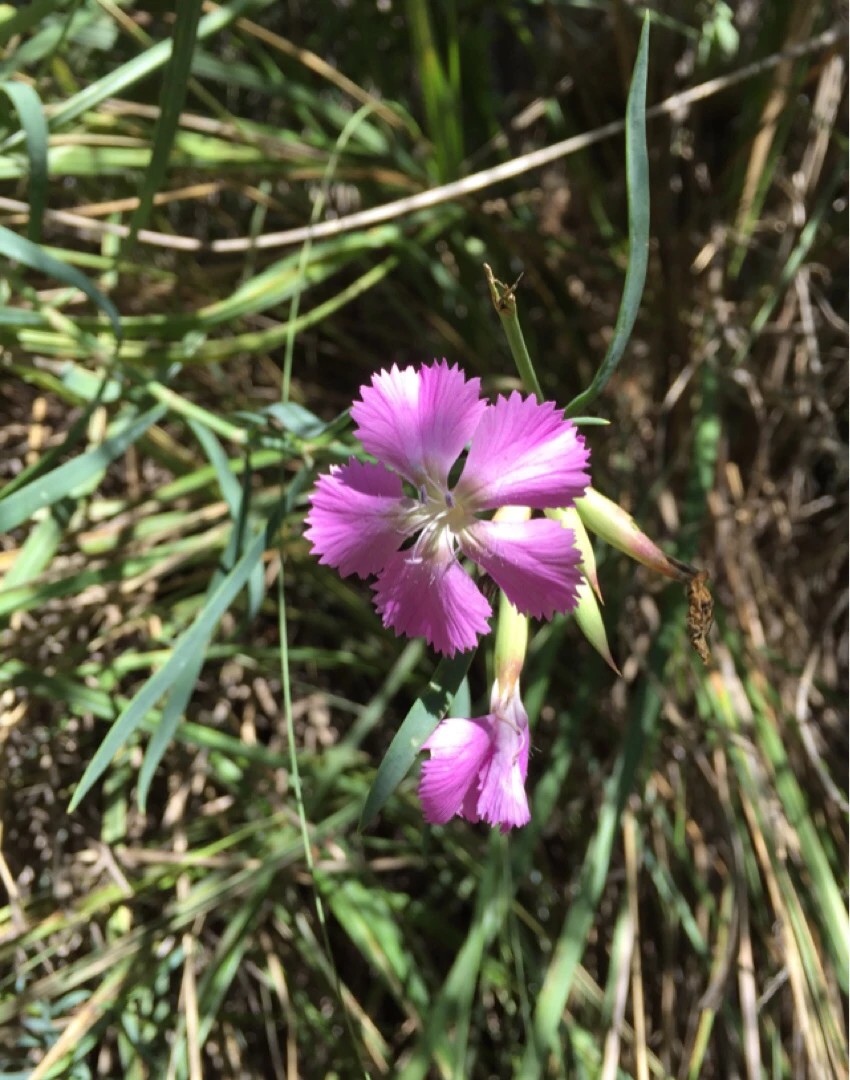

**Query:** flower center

left=403, top=484, right=474, bottom=562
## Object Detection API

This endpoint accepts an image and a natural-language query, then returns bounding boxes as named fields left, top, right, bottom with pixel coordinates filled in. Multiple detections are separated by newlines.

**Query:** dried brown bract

left=686, top=570, right=714, bottom=666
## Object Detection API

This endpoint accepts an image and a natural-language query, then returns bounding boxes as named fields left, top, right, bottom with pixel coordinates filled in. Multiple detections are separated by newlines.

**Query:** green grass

left=0, top=2, right=846, bottom=1077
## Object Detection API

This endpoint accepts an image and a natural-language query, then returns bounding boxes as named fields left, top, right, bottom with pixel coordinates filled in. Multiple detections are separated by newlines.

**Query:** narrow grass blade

left=180, top=872, right=276, bottom=1067
left=0, top=371, right=111, bottom=499
left=136, top=421, right=265, bottom=808
left=0, top=0, right=66, bottom=49
left=0, top=4, right=97, bottom=81
left=0, top=404, right=165, bottom=533
left=747, top=675, right=849, bottom=983
left=124, top=1, right=203, bottom=251
left=326, top=877, right=431, bottom=1012
left=136, top=653, right=205, bottom=812
left=24, top=958, right=133, bottom=1080
left=0, top=226, right=122, bottom=341
left=0, top=499, right=74, bottom=590
left=520, top=656, right=661, bottom=1075
left=68, top=524, right=270, bottom=811
left=359, top=649, right=475, bottom=829
left=188, top=417, right=265, bottom=615
left=565, top=15, right=650, bottom=417
left=1, top=0, right=275, bottom=151
left=0, top=81, right=48, bottom=241
left=400, top=838, right=505, bottom=1080
left=241, top=468, right=265, bottom=619
left=733, top=160, right=844, bottom=366
left=188, top=417, right=243, bottom=511
left=406, top=0, right=463, bottom=180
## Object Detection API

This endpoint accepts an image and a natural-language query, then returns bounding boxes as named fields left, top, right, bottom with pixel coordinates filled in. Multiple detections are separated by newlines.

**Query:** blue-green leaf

left=263, top=402, right=336, bottom=439
left=360, top=649, right=475, bottom=829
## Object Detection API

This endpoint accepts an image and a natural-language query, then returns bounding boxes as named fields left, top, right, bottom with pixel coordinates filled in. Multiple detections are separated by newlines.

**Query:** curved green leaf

left=565, top=15, right=650, bottom=417
left=136, top=651, right=205, bottom=813
left=0, top=1, right=66, bottom=51
left=0, top=81, right=48, bottom=241
left=0, top=225, right=122, bottom=341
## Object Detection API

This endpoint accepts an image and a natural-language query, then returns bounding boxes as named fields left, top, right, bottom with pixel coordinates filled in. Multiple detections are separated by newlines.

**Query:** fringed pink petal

left=350, top=361, right=486, bottom=488
left=456, top=393, right=590, bottom=510
left=462, top=517, right=583, bottom=619
left=304, top=460, right=408, bottom=578
left=419, top=688, right=532, bottom=832
left=371, top=544, right=492, bottom=655
left=476, top=747, right=531, bottom=832
left=476, top=695, right=530, bottom=832
left=418, top=717, right=491, bottom=824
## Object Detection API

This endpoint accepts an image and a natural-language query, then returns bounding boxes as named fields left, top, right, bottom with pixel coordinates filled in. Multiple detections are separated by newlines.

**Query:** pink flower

left=418, top=680, right=531, bottom=832
left=305, top=361, right=590, bottom=655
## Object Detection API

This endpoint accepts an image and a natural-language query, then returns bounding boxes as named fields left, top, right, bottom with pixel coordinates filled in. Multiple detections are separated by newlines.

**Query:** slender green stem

left=282, top=102, right=379, bottom=404
left=484, top=263, right=544, bottom=402
left=493, top=589, right=528, bottom=681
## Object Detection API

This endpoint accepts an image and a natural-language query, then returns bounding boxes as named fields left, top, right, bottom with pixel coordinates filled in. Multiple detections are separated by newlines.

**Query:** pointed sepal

left=573, top=575, right=621, bottom=675
left=575, top=487, right=693, bottom=582
left=547, top=505, right=602, bottom=603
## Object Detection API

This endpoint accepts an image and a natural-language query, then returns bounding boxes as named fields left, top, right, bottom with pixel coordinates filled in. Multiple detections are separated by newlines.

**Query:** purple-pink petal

left=461, top=518, right=583, bottom=620
left=350, top=361, right=486, bottom=488
left=476, top=732, right=530, bottom=832
left=304, top=460, right=408, bottom=579
left=371, top=544, right=492, bottom=656
left=455, top=392, right=590, bottom=510
left=475, top=689, right=530, bottom=831
left=419, top=704, right=531, bottom=831
left=418, top=717, right=491, bottom=824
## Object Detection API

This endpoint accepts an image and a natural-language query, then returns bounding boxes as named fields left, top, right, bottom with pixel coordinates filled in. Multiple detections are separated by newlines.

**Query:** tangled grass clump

left=0, top=2, right=846, bottom=1077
